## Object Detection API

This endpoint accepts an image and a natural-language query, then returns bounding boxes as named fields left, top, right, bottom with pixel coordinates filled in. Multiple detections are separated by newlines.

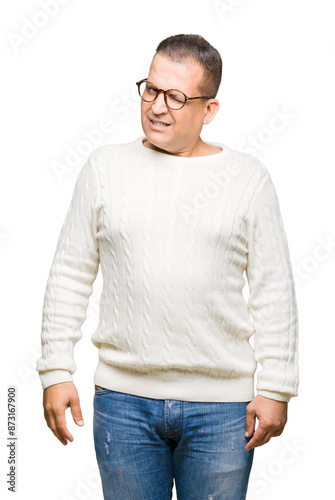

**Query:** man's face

left=140, top=52, right=214, bottom=155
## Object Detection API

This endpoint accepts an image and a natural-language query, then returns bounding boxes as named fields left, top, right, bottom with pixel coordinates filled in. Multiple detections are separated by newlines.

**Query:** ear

left=203, top=99, right=220, bottom=125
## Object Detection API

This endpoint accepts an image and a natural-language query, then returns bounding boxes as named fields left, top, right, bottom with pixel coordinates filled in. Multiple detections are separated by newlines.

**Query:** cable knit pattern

left=36, top=136, right=299, bottom=402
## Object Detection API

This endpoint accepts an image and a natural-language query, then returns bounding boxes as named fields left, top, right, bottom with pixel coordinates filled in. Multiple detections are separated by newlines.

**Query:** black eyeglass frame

left=136, top=78, right=214, bottom=110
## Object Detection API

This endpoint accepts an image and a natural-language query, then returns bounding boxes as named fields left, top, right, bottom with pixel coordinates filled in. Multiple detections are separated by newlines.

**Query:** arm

left=244, top=171, right=299, bottom=450
left=36, top=155, right=100, bottom=444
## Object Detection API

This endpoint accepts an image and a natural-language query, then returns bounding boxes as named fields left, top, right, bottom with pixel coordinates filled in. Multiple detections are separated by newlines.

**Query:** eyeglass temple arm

left=136, top=79, right=213, bottom=100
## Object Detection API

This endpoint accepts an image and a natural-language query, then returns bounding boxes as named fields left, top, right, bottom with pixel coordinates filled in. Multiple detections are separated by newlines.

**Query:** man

left=36, top=34, right=299, bottom=499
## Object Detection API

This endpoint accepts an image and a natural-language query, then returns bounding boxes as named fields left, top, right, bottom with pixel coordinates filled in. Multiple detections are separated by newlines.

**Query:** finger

left=44, top=410, right=68, bottom=445
left=245, top=409, right=255, bottom=437
left=70, top=399, right=85, bottom=427
left=46, top=409, right=73, bottom=445
left=54, top=411, right=74, bottom=444
left=272, top=428, right=284, bottom=437
left=245, top=426, right=270, bottom=451
left=245, top=413, right=256, bottom=437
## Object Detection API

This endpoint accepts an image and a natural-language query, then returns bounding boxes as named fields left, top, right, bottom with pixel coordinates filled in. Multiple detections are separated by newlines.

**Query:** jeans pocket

left=94, top=384, right=112, bottom=394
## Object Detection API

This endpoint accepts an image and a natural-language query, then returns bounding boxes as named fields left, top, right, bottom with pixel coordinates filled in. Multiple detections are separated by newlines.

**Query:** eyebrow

left=147, top=80, right=187, bottom=93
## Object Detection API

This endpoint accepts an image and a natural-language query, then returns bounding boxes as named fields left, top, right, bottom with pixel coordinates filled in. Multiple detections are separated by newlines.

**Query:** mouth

left=149, top=118, right=171, bottom=129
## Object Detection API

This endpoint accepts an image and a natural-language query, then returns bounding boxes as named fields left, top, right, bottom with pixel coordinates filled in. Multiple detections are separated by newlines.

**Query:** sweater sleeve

left=246, top=173, right=299, bottom=403
left=35, top=156, right=100, bottom=390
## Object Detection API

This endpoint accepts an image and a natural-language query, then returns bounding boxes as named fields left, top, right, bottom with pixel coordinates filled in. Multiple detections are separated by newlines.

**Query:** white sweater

left=36, top=136, right=299, bottom=403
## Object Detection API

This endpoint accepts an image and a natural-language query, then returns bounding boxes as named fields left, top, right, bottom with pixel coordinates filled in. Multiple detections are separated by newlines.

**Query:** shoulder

left=223, top=143, right=271, bottom=177
left=216, top=143, right=272, bottom=194
left=89, top=139, right=138, bottom=166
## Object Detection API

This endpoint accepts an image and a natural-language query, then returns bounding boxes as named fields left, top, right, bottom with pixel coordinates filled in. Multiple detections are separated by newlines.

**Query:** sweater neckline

left=136, top=136, right=228, bottom=162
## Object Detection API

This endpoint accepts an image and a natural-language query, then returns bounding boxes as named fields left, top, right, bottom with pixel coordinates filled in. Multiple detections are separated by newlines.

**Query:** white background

left=1, top=0, right=333, bottom=498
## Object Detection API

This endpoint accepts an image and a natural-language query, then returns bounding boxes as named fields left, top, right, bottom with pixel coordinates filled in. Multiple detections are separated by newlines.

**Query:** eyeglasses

left=136, top=78, right=213, bottom=110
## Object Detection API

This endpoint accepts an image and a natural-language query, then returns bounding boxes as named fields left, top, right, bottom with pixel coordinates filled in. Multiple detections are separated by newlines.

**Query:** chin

left=144, top=129, right=168, bottom=150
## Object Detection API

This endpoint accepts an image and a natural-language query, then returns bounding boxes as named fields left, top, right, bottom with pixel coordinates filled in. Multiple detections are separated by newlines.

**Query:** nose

left=151, top=90, right=169, bottom=114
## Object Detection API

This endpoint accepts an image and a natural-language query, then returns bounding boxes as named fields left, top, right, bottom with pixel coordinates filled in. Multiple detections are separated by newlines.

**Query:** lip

left=148, top=117, right=171, bottom=129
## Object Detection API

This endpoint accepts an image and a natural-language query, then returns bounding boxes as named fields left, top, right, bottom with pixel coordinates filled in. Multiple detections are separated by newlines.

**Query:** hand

left=43, top=381, right=85, bottom=446
left=245, top=395, right=287, bottom=451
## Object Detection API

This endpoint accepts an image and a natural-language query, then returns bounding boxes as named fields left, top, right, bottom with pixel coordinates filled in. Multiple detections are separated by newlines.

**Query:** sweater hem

left=93, top=360, right=255, bottom=402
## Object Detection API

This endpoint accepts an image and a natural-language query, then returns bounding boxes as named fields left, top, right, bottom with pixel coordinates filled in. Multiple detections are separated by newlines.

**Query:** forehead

left=147, top=52, right=204, bottom=94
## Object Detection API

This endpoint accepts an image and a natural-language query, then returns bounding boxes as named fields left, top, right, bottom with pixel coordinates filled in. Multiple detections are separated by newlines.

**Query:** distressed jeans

left=93, top=385, right=254, bottom=500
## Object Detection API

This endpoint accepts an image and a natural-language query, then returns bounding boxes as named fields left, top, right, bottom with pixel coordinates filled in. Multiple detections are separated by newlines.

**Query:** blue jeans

left=93, top=386, right=254, bottom=500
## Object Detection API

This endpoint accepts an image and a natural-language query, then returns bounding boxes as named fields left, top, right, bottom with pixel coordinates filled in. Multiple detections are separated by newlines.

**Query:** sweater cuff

left=257, top=390, right=292, bottom=403
left=38, top=369, right=73, bottom=390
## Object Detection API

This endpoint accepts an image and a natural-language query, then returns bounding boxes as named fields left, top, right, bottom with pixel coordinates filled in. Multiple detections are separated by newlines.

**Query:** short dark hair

left=155, top=34, right=222, bottom=98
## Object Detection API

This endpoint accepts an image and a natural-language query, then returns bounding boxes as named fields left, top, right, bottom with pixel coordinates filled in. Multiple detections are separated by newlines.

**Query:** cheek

left=175, top=111, right=199, bottom=134
left=141, top=102, right=150, bottom=117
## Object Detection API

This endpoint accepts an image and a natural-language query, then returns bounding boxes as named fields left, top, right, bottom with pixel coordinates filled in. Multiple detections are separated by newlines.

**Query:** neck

left=142, top=138, right=222, bottom=157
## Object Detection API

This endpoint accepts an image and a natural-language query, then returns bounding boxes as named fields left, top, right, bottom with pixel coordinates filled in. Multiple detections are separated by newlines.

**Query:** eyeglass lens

left=138, top=81, right=186, bottom=110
